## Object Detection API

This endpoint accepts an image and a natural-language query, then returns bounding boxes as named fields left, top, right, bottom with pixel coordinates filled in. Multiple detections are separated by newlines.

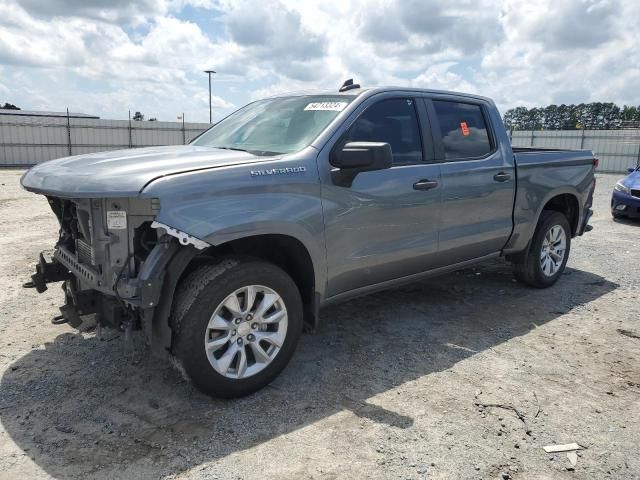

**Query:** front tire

left=512, top=210, right=571, bottom=288
left=171, top=257, right=303, bottom=398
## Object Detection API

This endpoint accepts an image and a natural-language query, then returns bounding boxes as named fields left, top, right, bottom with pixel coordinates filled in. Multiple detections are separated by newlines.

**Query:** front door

left=321, top=96, right=442, bottom=297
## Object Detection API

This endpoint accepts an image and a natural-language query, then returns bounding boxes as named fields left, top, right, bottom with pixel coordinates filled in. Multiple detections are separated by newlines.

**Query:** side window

left=345, top=98, right=423, bottom=165
left=432, top=100, right=492, bottom=160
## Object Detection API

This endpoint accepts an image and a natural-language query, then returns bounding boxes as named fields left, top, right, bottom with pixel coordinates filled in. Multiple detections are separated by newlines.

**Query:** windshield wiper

left=253, top=150, right=285, bottom=156
left=212, top=146, right=250, bottom=153
left=212, top=146, right=283, bottom=156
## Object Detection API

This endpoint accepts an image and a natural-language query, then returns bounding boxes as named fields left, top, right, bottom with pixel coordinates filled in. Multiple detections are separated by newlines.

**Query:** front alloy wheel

left=205, top=285, right=288, bottom=379
left=171, top=257, right=303, bottom=398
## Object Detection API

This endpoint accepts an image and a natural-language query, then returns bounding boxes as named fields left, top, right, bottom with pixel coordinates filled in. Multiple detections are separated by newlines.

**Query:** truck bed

left=505, top=145, right=595, bottom=256
left=513, top=147, right=595, bottom=168
left=512, top=146, right=577, bottom=153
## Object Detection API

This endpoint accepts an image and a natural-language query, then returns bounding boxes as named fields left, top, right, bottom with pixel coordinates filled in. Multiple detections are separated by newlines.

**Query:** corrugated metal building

left=0, top=109, right=99, bottom=119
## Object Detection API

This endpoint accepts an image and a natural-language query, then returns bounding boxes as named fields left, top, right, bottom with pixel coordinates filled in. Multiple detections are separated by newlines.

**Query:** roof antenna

left=339, top=78, right=360, bottom=92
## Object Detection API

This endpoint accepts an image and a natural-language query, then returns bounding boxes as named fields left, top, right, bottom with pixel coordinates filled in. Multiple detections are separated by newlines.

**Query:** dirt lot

left=0, top=169, right=638, bottom=480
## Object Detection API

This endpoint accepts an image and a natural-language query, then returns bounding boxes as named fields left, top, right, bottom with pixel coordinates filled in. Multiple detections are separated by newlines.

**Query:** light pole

left=204, top=69, right=216, bottom=123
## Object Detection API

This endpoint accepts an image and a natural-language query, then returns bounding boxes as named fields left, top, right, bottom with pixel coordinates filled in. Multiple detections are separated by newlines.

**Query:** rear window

left=433, top=101, right=492, bottom=160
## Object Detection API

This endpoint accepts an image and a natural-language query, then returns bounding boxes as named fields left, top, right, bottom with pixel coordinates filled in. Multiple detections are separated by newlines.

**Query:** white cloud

left=15, top=0, right=169, bottom=25
left=14, top=0, right=216, bottom=25
left=0, top=74, right=8, bottom=97
left=0, top=0, right=638, bottom=122
left=409, top=63, right=477, bottom=94
left=476, top=0, right=639, bottom=113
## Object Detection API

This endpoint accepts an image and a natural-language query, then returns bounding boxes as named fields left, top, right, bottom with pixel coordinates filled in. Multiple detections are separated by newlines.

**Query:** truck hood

left=21, top=145, right=272, bottom=197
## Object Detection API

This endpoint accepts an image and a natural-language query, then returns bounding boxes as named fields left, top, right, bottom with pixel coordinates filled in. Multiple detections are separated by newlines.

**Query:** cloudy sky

left=0, top=0, right=637, bottom=122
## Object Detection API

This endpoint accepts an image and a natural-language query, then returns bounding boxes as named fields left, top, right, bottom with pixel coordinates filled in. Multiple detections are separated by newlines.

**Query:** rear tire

left=512, top=211, right=571, bottom=288
left=171, top=257, right=303, bottom=398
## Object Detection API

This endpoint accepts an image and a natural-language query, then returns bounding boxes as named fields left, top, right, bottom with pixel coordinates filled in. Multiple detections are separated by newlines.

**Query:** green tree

left=543, top=105, right=562, bottom=129
left=503, top=102, right=636, bottom=130
left=503, top=106, right=529, bottom=130
left=597, top=103, right=621, bottom=129
left=526, top=107, right=543, bottom=130
left=621, top=105, right=640, bottom=121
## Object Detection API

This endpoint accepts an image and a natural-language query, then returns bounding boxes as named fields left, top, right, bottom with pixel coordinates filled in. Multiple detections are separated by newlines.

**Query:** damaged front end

left=26, top=196, right=207, bottom=355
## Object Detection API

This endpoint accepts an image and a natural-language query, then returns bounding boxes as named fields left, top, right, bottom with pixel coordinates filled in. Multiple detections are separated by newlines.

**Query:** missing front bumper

left=24, top=251, right=131, bottom=330
left=23, top=252, right=72, bottom=293
left=59, top=280, right=130, bottom=330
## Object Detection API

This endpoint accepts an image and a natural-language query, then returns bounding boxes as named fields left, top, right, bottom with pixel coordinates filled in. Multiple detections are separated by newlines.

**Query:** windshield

left=192, top=95, right=356, bottom=155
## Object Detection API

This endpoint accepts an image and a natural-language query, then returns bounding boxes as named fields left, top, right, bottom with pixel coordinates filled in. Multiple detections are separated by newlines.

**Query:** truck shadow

left=0, top=261, right=617, bottom=479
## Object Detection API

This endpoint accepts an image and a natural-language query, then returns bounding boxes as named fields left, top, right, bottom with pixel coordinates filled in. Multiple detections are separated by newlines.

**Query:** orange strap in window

left=460, top=121, right=470, bottom=136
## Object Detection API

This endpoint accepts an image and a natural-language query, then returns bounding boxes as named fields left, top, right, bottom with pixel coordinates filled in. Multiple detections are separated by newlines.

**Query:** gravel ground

left=0, top=169, right=639, bottom=480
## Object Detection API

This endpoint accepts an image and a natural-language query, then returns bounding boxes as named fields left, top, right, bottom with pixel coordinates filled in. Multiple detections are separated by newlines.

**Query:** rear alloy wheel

left=539, top=224, right=567, bottom=277
left=171, top=257, right=303, bottom=398
left=512, top=210, right=571, bottom=288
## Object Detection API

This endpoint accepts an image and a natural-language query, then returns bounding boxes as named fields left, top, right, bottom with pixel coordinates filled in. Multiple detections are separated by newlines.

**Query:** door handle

left=493, top=172, right=511, bottom=182
left=413, top=179, right=439, bottom=191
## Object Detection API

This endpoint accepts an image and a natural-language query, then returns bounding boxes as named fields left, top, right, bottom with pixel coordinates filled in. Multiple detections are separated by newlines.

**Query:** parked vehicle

left=21, top=82, right=597, bottom=398
left=612, top=166, right=640, bottom=219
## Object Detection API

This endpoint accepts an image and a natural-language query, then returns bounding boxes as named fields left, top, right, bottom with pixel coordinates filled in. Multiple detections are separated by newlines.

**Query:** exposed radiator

left=76, top=238, right=95, bottom=266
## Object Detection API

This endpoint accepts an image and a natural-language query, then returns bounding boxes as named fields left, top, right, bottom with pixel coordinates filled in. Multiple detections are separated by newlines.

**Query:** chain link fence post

left=66, top=108, right=72, bottom=156
left=182, top=112, right=186, bottom=144
left=128, top=110, right=133, bottom=149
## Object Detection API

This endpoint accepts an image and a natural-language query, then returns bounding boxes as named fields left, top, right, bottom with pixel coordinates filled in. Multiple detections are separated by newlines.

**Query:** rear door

left=426, top=98, right=515, bottom=266
left=320, top=95, right=442, bottom=297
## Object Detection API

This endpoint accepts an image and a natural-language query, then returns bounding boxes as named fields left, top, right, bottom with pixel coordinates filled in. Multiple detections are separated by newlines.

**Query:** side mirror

left=628, top=167, right=637, bottom=173
left=330, top=142, right=392, bottom=186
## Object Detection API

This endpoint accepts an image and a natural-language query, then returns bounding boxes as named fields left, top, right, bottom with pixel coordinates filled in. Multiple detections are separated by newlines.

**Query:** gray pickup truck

left=21, top=83, right=596, bottom=398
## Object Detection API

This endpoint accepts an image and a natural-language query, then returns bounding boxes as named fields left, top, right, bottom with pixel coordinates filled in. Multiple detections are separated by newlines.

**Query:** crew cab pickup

left=21, top=83, right=596, bottom=398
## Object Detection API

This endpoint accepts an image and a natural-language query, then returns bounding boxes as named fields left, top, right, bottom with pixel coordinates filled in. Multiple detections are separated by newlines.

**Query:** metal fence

left=2, top=115, right=639, bottom=173
left=510, top=129, right=640, bottom=173
left=0, top=113, right=210, bottom=166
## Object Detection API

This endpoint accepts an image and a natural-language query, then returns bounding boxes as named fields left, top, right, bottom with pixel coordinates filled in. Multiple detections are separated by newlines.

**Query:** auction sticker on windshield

left=304, top=102, right=348, bottom=111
